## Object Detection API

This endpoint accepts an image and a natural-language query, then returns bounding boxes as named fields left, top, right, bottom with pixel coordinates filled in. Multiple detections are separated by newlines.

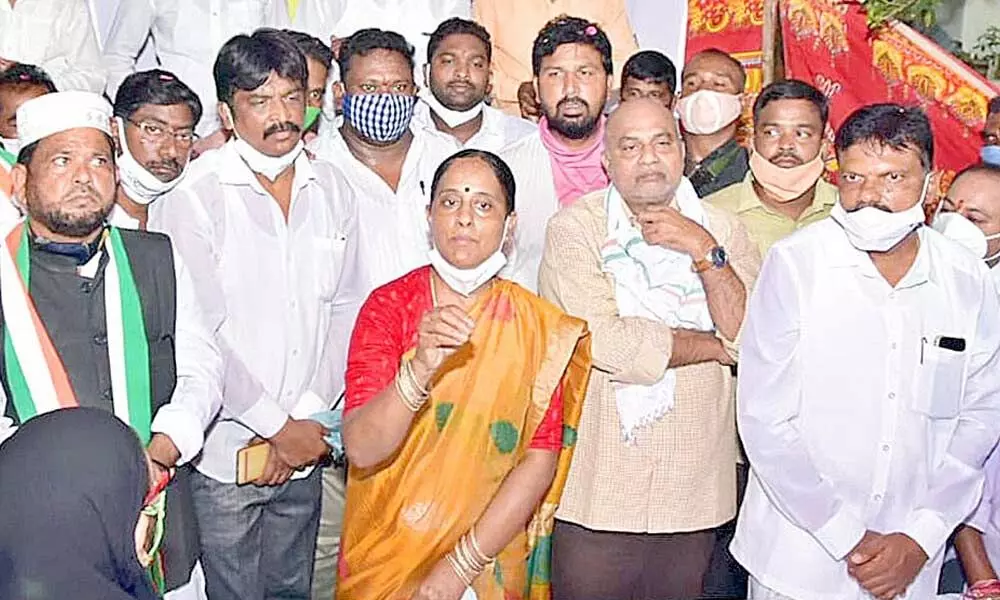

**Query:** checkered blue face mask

left=342, top=93, right=417, bottom=143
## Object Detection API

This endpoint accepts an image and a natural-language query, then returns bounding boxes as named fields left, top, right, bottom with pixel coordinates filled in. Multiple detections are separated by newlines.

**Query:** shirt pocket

left=313, top=234, right=348, bottom=301
left=912, top=341, right=968, bottom=419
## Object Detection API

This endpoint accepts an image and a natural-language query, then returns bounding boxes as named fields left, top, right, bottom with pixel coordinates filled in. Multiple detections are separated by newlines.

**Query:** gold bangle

left=446, top=550, right=474, bottom=586
left=402, top=358, right=429, bottom=396
left=467, top=529, right=494, bottom=567
left=394, top=369, right=426, bottom=412
left=455, top=536, right=486, bottom=576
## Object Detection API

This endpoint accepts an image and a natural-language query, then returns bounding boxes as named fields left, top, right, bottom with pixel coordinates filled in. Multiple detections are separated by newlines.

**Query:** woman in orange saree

left=338, top=150, right=591, bottom=600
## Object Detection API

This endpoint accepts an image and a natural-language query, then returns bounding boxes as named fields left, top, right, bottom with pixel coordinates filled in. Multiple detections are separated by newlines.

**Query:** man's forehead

left=950, top=172, right=1000, bottom=205
left=437, top=33, right=489, bottom=57
left=684, top=56, right=738, bottom=79
left=131, top=103, right=196, bottom=125
left=541, top=43, right=605, bottom=68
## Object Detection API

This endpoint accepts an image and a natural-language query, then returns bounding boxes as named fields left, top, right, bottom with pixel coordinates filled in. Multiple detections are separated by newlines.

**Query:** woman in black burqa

left=0, top=407, right=159, bottom=600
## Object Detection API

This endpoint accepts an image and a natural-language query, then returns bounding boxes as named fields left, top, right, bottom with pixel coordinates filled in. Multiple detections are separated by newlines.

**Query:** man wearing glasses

left=111, top=69, right=201, bottom=230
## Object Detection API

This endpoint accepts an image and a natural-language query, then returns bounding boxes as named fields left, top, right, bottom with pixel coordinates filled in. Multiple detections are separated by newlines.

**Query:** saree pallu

left=337, top=279, right=591, bottom=600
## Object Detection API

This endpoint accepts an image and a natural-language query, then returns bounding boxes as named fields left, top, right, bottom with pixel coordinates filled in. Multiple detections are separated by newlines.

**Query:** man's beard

left=544, top=98, right=601, bottom=140
left=27, top=188, right=113, bottom=238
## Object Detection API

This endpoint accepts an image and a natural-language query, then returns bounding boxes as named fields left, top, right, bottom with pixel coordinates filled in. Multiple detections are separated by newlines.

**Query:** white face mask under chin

left=115, top=117, right=188, bottom=205
left=419, top=87, right=484, bottom=129
left=831, top=174, right=930, bottom=252
left=428, top=221, right=509, bottom=296
left=232, top=132, right=303, bottom=182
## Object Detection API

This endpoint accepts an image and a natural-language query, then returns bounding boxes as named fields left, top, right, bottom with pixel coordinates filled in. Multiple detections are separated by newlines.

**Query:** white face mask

left=223, top=104, right=304, bottom=181
left=115, top=118, right=188, bottom=205
left=1, top=136, right=20, bottom=159
left=419, top=87, right=484, bottom=129
left=932, top=211, right=1000, bottom=259
left=830, top=174, right=930, bottom=252
left=428, top=220, right=509, bottom=296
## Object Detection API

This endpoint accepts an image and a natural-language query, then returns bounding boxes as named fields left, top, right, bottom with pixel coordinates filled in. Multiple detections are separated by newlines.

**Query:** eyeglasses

left=127, top=119, right=199, bottom=146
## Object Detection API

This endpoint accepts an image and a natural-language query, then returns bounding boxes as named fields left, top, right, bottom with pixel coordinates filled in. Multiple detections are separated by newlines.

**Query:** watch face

left=710, top=246, right=728, bottom=268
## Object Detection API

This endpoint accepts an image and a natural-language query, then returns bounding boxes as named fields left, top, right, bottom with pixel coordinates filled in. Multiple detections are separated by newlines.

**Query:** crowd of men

left=3, top=1, right=1000, bottom=600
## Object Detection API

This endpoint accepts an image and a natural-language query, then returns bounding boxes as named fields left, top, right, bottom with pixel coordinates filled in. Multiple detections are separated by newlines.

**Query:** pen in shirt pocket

left=419, top=180, right=426, bottom=196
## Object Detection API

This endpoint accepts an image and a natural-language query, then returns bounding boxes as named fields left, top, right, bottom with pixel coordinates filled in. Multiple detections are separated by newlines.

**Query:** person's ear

left=601, top=149, right=610, bottom=173
left=10, top=163, right=27, bottom=212
left=333, top=82, right=346, bottom=112
left=109, top=118, right=123, bottom=156
left=218, top=102, right=234, bottom=131
left=502, top=212, right=517, bottom=254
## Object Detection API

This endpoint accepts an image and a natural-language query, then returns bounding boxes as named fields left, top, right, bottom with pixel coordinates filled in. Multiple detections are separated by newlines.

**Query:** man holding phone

left=732, top=104, right=1000, bottom=599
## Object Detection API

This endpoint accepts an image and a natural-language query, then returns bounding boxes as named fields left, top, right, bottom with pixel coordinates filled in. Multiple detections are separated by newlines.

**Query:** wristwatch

left=692, top=246, right=728, bottom=273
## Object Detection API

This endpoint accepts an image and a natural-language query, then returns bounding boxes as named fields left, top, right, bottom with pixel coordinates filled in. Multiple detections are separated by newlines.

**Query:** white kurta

left=412, top=100, right=536, bottom=153
left=149, top=144, right=366, bottom=484
left=498, top=131, right=560, bottom=292
left=0, top=0, right=106, bottom=92
left=732, top=220, right=1000, bottom=599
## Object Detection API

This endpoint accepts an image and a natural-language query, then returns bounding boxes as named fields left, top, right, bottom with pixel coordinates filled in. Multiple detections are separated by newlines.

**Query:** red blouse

left=345, top=266, right=563, bottom=451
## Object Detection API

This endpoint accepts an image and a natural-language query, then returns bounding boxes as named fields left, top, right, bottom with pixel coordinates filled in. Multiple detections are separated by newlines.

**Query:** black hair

left=214, top=28, right=308, bottom=105
left=989, top=96, right=1000, bottom=116
left=427, top=18, right=492, bottom=64
left=684, top=48, right=747, bottom=91
left=621, top=50, right=677, bottom=91
left=835, top=103, right=934, bottom=170
left=430, top=149, right=516, bottom=215
left=753, top=79, right=829, bottom=126
left=0, top=63, right=57, bottom=94
left=532, top=15, right=612, bottom=77
left=284, top=30, right=334, bottom=68
left=337, top=28, right=415, bottom=83
left=17, top=133, right=116, bottom=167
left=113, top=69, right=203, bottom=125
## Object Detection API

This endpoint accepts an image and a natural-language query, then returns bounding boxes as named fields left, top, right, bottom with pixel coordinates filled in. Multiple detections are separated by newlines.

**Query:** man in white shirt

left=310, top=28, right=458, bottom=292
left=110, top=69, right=200, bottom=230
left=732, top=103, right=1000, bottom=600
left=102, top=0, right=270, bottom=149
left=929, top=165, right=1000, bottom=597
left=149, top=30, right=365, bottom=600
left=413, top=17, right=534, bottom=152
left=0, top=0, right=106, bottom=93
left=500, top=16, right=613, bottom=291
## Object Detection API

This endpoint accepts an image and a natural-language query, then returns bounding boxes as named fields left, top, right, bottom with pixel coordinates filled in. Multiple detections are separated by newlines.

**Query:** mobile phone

left=935, top=336, right=966, bottom=353
left=236, top=441, right=270, bottom=485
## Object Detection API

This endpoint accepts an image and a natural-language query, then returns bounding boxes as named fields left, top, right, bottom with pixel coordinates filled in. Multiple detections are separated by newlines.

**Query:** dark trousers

left=703, top=463, right=750, bottom=598
left=190, top=468, right=322, bottom=600
left=551, top=519, right=716, bottom=600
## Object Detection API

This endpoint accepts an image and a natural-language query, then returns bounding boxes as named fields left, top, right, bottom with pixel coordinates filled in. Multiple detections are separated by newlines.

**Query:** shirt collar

left=829, top=225, right=935, bottom=288
left=735, top=172, right=839, bottom=217
left=217, top=139, right=316, bottom=192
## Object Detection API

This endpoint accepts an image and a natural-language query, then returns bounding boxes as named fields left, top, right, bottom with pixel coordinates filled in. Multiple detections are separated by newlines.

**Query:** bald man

left=939, top=165, right=1000, bottom=599
left=539, top=98, right=760, bottom=600
left=678, top=49, right=750, bottom=197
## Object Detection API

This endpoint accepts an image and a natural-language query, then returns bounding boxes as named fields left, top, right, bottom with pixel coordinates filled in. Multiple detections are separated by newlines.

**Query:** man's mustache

left=146, top=159, right=182, bottom=173
left=263, top=122, right=302, bottom=139
left=773, top=150, right=803, bottom=165
left=557, top=97, right=591, bottom=112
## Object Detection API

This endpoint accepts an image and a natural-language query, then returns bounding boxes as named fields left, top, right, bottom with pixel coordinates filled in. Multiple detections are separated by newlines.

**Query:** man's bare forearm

left=700, top=264, right=746, bottom=341
left=668, top=329, right=727, bottom=368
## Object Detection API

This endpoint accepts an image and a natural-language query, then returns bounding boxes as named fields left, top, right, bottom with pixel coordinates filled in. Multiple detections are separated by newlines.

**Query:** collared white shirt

left=0, top=0, right=106, bottom=93
left=412, top=100, right=536, bottom=154
left=308, top=126, right=458, bottom=291
left=148, top=142, right=366, bottom=483
left=103, top=0, right=270, bottom=136
left=732, top=220, right=1000, bottom=600
left=0, top=218, right=224, bottom=468
left=499, top=131, right=559, bottom=292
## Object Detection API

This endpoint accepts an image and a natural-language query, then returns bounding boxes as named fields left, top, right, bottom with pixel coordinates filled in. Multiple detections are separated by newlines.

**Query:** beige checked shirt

left=539, top=188, right=761, bottom=534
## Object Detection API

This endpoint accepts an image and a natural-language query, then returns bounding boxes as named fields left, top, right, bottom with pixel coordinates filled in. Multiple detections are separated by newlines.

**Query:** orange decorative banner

left=781, top=0, right=998, bottom=176
left=687, top=0, right=765, bottom=96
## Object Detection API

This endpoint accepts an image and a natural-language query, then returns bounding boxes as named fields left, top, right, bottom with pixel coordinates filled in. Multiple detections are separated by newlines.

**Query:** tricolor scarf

left=0, top=222, right=152, bottom=442
left=538, top=116, right=609, bottom=207
left=600, top=180, right=715, bottom=442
